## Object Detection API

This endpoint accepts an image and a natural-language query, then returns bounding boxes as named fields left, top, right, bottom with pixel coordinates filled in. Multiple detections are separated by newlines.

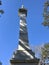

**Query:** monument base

left=10, top=59, right=39, bottom=65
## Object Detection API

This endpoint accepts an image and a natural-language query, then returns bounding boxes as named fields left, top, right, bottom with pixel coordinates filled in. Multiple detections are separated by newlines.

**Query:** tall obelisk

left=10, top=5, right=39, bottom=65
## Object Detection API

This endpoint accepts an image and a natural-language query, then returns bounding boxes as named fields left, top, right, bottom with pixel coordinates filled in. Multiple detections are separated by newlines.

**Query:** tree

left=41, top=43, right=49, bottom=59
left=30, top=43, right=49, bottom=65
left=40, top=43, right=49, bottom=65
left=0, top=10, right=4, bottom=14
left=0, top=0, right=4, bottom=16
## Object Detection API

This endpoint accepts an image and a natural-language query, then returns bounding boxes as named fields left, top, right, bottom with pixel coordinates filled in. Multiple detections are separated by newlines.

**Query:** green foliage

left=0, top=10, right=4, bottom=14
left=0, top=1, right=2, bottom=5
left=42, top=21, right=49, bottom=27
left=41, top=43, right=49, bottom=59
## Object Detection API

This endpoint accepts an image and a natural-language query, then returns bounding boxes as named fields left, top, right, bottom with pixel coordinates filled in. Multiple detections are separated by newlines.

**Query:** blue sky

left=0, top=0, right=49, bottom=65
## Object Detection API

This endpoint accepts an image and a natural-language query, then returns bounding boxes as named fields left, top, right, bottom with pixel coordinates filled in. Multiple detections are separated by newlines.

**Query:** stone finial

left=21, top=5, right=24, bottom=8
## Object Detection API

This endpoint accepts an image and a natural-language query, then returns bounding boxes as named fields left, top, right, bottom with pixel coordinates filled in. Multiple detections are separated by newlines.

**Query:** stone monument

left=10, top=5, right=39, bottom=65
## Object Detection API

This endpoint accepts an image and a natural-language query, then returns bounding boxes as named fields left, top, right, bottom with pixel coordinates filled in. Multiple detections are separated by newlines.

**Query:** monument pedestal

left=10, top=59, right=39, bottom=65
left=10, top=50, right=39, bottom=65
